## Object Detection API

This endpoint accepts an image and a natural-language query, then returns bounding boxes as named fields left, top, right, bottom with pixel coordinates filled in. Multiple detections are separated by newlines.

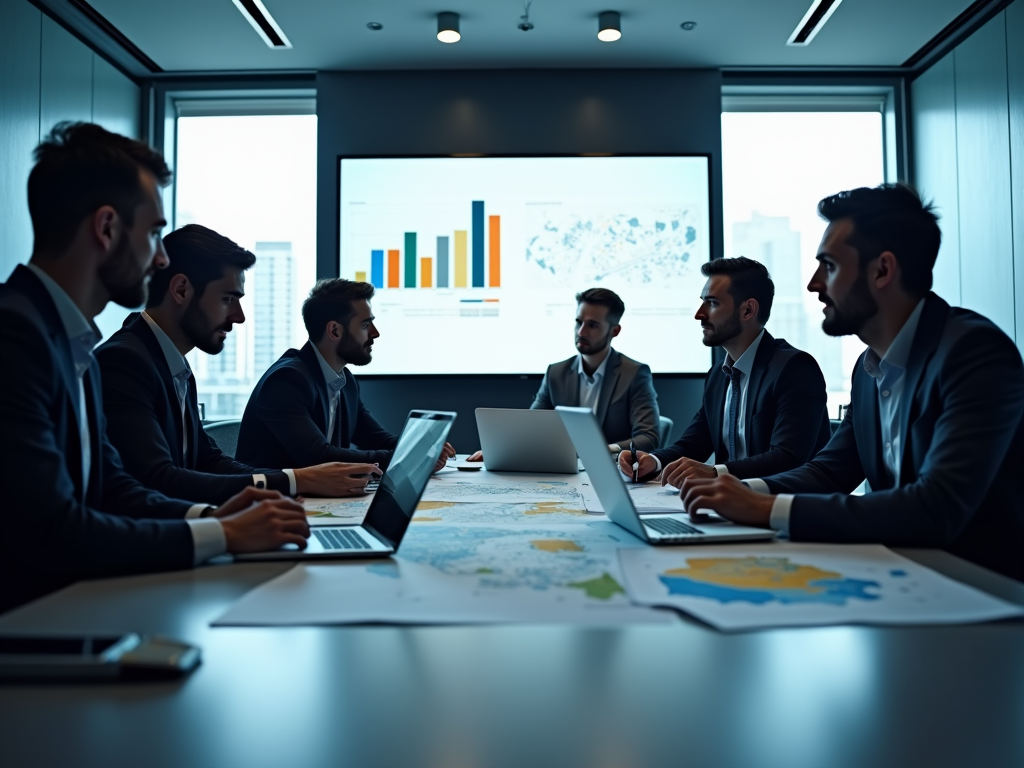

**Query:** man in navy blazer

left=680, top=185, right=1024, bottom=581
left=621, top=257, right=830, bottom=486
left=0, top=123, right=309, bottom=612
left=236, top=279, right=455, bottom=471
left=96, top=225, right=382, bottom=505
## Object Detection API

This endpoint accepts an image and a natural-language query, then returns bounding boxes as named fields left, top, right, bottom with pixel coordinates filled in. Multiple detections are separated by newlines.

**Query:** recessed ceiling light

left=598, top=11, right=621, bottom=42
left=366, top=22, right=383, bottom=31
left=231, top=0, right=292, bottom=49
left=787, top=0, right=844, bottom=46
left=437, top=12, right=461, bottom=43
left=680, top=21, right=697, bottom=31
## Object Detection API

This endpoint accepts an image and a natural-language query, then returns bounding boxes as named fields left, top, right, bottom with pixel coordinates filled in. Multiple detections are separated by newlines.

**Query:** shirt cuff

left=769, top=495, right=794, bottom=536
left=744, top=478, right=770, bottom=494
left=714, top=464, right=729, bottom=476
left=652, top=455, right=662, bottom=473
left=283, top=469, right=297, bottom=496
left=185, top=503, right=209, bottom=520
left=187, top=518, right=227, bottom=564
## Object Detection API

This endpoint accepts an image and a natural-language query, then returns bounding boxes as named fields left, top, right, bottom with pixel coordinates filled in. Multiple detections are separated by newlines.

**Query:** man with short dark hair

left=620, top=257, right=830, bottom=486
left=0, top=123, right=309, bottom=612
left=679, top=185, right=1024, bottom=581
left=96, top=225, right=382, bottom=505
left=237, top=278, right=455, bottom=470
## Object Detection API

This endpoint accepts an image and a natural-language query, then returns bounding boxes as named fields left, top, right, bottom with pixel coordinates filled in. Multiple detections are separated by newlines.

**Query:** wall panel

left=911, top=52, right=961, bottom=305
left=1007, top=1, right=1024, bottom=354
left=0, top=0, right=41, bottom=280
left=953, top=12, right=1015, bottom=339
left=93, top=55, right=140, bottom=140
left=39, top=14, right=93, bottom=137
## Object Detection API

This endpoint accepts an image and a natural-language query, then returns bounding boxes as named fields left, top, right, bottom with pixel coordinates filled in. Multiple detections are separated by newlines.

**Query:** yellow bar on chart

left=355, top=271, right=367, bottom=283
left=454, top=230, right=468, bottom=287
left=420, top=258, right=433, bottom=288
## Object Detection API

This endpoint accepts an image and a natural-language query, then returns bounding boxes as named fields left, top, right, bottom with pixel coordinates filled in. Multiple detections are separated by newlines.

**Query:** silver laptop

left=556, top=406, right=777, bottom=545
left=476, top=408, right=579, bottom=473
left=236, top=410, right=456, bottom=561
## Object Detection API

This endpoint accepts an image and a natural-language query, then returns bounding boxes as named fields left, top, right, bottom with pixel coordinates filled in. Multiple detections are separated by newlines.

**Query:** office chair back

left=658, top=416, right=674, bottom=448
left=204, top=419, right=242, bottom=459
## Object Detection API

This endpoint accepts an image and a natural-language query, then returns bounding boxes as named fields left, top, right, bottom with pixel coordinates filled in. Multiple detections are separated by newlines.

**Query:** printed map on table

left=303, top=498, right=593, bottom=526
left=618, top=544, right=1024, bottom=630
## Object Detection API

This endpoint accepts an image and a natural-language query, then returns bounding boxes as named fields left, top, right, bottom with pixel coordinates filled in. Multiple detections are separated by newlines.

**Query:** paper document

left=618, top=543, right=1024, bottom=631
left=215, top=522, right=675, bottom=626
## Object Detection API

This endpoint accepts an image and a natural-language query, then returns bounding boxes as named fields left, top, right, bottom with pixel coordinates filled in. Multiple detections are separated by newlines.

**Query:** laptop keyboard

left=313, top=528, right=372, bottom=550
left=643, top=517, right=702, bottom=537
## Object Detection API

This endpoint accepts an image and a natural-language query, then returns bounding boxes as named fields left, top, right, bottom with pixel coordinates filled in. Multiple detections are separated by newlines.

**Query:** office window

left=174, top=113, right=317, bottom=420
left=721, top=109, right=885, bottom=416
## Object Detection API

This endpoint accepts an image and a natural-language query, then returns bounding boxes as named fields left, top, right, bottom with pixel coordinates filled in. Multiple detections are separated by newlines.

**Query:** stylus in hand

left=630, top=439, right=639, bottom=483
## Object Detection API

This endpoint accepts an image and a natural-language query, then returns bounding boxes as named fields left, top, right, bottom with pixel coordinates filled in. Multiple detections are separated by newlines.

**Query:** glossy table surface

left=1, top=546, right=1022, bottom=768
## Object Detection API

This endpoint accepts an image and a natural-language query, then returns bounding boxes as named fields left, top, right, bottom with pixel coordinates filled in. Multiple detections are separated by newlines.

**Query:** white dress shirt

left=754, top=300, right=927, bottom=536
left=25, top=266, right=224, bottom=565
left=311, top=342, right=348, bottom=441
left=575, top=350, right=611, bottom=413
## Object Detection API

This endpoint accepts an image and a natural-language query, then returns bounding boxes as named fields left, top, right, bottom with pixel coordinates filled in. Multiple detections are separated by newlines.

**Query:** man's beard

left=575, top=329, right=613, bottom=356
left=98, top=234, right=150, bottom=309
left=701, top=309, right=743, bottom=347
left=821, top=271, right=878, bottom=337
left=181, top=299, right=231, bottom=354
left=337, top=331, right=373, bottom=366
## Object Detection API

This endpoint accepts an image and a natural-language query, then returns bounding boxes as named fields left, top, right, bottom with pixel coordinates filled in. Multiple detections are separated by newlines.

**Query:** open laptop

left=476, top=408, right=579, bottom=473
left=236, top=410, right=456, bottom=561
left=556, top=406, right=776, bottom=545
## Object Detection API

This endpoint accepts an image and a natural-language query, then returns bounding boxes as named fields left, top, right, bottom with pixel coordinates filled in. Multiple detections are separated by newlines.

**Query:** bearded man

left=96, top=225, right=383, bottom=503
left=620, top=257, right=831, bottom=486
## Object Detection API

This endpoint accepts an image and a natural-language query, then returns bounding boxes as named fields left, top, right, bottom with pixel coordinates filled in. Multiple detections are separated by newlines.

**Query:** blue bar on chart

left=370, top=250, right=384, bottom=288
left=436, top=236, right=449, bottom=288
left=472, top=200, right=484, bottom=287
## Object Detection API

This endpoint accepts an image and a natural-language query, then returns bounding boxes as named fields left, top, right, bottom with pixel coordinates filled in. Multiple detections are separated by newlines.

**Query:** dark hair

left=147, top=225, right=256, bottom=307
left=817, top=184, right=940, bottom=296
left=700, top=256, right=775, bottom=324
left=575, top=287, right=625, bottom=325
left=302, top=279, right=376, bottom=342
left=28, top=122, right=172, bottom=254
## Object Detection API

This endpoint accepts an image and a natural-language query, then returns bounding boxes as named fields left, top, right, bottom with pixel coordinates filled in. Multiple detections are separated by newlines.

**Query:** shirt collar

left=576, top=348, right=612, bottom=382
left=311, top=342, right=347, bottom=391
left=140, top=311, right=189, bottom=379
left=723, top=329, right=765, bottom=379
left=863, top=298, right=926, bottom=380
left=26, top=263, right=100, bottom=375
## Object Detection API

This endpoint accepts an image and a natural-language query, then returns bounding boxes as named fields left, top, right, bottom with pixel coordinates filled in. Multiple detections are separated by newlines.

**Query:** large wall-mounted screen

left=339, top=156, right=711, bottom=374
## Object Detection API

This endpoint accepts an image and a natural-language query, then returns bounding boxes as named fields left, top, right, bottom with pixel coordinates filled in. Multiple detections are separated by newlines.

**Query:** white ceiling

left=88, top=0, right=973, bottom=72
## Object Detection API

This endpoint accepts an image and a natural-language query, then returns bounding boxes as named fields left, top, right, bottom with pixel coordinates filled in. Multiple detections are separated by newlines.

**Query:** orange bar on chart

left=421, top=258, right=433, bottom=288
left=488, top=215, right=501, bottom=287
left=387, top=249, right=400, bottom=288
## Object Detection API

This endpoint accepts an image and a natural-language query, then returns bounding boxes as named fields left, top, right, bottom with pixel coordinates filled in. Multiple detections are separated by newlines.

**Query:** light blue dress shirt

left=311, top=343, right=348, bottom=442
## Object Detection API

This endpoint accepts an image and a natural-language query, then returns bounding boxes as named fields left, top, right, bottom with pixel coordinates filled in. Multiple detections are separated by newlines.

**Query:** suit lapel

left=595, top=349, right=621, bottom=424
left=705, top=365, right=728, bottom=459
left=743, top=331, right=774, bottom=440
left=565, top=359, right=581, bottom=407
left=83, top=364, right=105, bottom=504
left=852, top=354, right=889, bottom=488
left=130, top=316, right=187, bottom=462
left=299, top=342, right=333, bottom=437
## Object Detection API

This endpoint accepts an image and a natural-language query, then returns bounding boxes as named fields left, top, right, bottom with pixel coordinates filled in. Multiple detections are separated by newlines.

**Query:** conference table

left=2, top=464, right=1022, bottom=768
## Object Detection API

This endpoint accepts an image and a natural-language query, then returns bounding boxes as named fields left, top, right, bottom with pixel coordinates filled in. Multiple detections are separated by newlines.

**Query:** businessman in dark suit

left=96, top=225, right=382, bottom=505
left=237, top=279, right=455, bottom=471
left=0, top=123, right=309, bottom=612
left=620, top=258, right=830, bottom=487
left=680, top=185, right=1024, bottom=581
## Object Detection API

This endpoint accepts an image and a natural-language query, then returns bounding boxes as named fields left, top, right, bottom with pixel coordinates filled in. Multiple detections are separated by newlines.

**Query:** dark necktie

left=329, top=379, right=345, bottom=447
left=725, top=364, right=742, bottom=462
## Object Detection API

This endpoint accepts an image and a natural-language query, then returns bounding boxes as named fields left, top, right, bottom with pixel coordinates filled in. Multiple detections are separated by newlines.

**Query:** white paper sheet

left=618, top=543, right=1024, bottom=631
left=215, top=522, right=675, bottom=626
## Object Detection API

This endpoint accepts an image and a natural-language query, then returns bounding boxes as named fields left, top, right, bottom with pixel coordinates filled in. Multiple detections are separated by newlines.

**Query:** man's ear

left=325, top=321, right=342, bottom=341
left=611, top=324, right=621, bottom=338
left=168, top=274, right=192, bottom=307
left=92, top=206, right=121, bottom=256
left=873, top=251, right=899, bottom=291
left=741, top=298, right=759, bottom=323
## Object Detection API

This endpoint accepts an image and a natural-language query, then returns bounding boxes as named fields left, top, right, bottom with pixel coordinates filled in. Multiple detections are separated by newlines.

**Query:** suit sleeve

left=722, top=352, right=829, bottom=479
left=772, top=330, right=1024, bottom=548
left=350, top=380, right=399, bottom=459
left=530, top=368, right=555, bottom=410
left=193, top=426, right=291, bottom=493
left=0, top=311, right=193, bottom=602
left=652, top=377, right=715, bottom=467
left=96, top=344, right=287, bottom=505
left=607, top=363, right=660, bottom=451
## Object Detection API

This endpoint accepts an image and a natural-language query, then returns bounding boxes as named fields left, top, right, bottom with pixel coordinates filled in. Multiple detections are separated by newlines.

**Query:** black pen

left=630, top=439, right=639, bottom=483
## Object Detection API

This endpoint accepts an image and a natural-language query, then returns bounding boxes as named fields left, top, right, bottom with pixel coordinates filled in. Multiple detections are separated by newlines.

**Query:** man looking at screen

left=677, top=185, right=1023, bottom=581
left=619, top=257, right=831, bottom=487
left=470, top=287, right=659, bottom=461
left=237, top=278, right=455, bottom=472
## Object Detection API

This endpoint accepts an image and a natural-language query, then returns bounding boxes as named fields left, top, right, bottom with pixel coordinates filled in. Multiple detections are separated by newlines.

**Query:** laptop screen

left=363, top=411, right=455, bottom=548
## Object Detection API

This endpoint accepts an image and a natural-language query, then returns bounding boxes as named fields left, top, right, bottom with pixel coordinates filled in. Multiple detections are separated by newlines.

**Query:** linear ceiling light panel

left=232, top=0, right=292, bottom=48
left=787, top=0, right=844, bottom=46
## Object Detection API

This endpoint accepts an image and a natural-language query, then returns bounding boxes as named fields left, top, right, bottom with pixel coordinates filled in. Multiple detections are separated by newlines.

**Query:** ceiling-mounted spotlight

left=366, top=22, right=383, bottom=31
left=437, top=12, right=461, bottom=43
left=518, top=0, right=534, bottom=31
left=680, top=21, right=697, bottom=31
left=597, top=11, right=621, bottom=42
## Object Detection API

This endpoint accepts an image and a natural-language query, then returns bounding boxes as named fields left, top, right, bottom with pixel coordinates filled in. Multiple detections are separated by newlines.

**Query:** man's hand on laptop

left=617, top=450, right=658, bottom=481
left=679, top=475, right=774, bottom=527
left=209, top=487, right=311, bottom=553
left=433, top=442, right=457, bottom=473
left=661, top=457, right=717, bottom=488
left=466, top=451, right=483, bottom=462
left=294, top=462, right=382, bottom=497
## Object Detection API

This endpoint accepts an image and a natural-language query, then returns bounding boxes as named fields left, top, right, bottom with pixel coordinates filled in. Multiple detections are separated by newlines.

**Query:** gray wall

left=911, top=1, right=1024, bottom=354
left=0, top=0, right=140, bottom=283
left=314, top=68, right=721, bottom=449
